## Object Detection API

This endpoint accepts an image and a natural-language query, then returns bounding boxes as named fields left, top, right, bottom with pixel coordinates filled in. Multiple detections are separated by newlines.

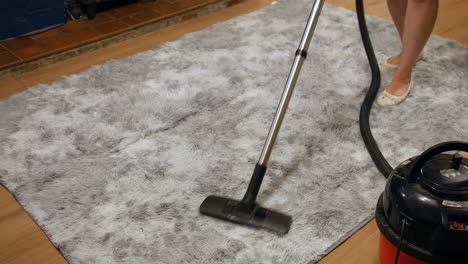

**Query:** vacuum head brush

left=200, top=195, right=292, bottom=234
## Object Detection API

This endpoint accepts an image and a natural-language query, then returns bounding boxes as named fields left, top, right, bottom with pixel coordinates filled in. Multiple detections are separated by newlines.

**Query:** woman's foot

left=387, top=53, right=402, bottom=65
left=379, top=54, right=401, bottom=72
left=376, top=76, right=414, bottom=106
left=386, top=76, right=412, bottom=96
left=380, top=51, right=424, bottom=72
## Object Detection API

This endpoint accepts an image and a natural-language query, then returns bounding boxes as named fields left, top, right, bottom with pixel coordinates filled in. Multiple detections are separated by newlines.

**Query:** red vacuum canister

left=375, top=142, right=468, bottom=264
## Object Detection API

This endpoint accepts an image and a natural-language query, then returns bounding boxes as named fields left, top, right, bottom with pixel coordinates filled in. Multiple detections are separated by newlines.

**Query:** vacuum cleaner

left=355, top=0, right=468, bottom=262
left=199, top=0, right=468, bottom=262
left=376, top=142, right=468, bottom=264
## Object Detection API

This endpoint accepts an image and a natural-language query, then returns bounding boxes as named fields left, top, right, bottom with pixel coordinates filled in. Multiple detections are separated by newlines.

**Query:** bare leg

left=387, top=0, right=407, bottom=41
left=386, top=0, right=407, bottom=64
left=386, top=0, right=438, bottom=96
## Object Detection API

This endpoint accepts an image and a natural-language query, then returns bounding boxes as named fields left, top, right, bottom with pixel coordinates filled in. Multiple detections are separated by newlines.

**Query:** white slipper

left=379, top=51, right=425, bottom=72
left=376, top=79, right=414, bottom=107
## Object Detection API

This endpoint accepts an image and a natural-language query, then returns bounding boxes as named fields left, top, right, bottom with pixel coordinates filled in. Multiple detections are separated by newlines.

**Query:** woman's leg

left=387, top=0, right=407, bottom=41
left=386, top=0, right=407, bottom=64
left=386, top=0, right=439, bottom=96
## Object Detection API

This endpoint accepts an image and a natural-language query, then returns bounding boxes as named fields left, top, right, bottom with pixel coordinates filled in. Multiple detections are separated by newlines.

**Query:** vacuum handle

left=241, top=0, right=325, bottom=205
left=257, top=0, right=325, bottom=166
left=406, top=141, right=468, bottom=182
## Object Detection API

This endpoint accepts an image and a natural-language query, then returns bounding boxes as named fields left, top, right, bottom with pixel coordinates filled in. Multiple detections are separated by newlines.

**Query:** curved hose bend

left=355, top=0, right=393, bottom=177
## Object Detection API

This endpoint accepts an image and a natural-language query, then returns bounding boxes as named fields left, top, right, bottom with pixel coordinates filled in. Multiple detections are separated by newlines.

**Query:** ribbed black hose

left=356, top=0, right=394, bottom=177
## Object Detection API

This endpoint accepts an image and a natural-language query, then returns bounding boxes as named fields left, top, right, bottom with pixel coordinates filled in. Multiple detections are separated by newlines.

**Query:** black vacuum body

left=376, top=142, right=468, bottom=263
left=356, top=0, right=468, bottom=260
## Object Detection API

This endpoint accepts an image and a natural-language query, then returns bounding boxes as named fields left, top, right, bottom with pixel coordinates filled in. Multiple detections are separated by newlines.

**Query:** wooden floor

left=1, top=0, right=467, bottom=263
left=0, top=187, right=67, bottom=264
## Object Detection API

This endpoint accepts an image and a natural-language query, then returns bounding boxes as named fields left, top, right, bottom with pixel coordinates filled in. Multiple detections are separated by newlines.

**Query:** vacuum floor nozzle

left=200, top=195, right=292, bottom=234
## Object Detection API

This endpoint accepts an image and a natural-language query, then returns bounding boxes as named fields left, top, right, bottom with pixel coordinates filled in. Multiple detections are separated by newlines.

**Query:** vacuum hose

left=355, top=0, right=394, bottom=177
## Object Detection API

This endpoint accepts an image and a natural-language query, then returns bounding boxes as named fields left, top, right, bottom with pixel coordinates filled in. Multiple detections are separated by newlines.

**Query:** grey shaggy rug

left=1, top=0, right=467, bottom=263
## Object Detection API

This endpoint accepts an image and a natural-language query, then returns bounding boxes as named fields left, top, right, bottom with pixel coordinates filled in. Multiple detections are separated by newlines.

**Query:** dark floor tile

left=95, top=21, right=130, bottom=35
left=60, top=20, right=91, bottom=33
left=73, top=28, right=105, bottom=44
left=87, top=13, right=114, bottom=25
left=121, top=16, right=143, bottom=26
left=105, top=9, right=128, bottom=19
left=13, top=44, right=50, bottom=61
left=139, top=0, right=160, bottom=9
left=118, top=3, right=147, bottom=15
left=42, top=34, right=81, bottom=52
left=0, top=51, right=21, bottom=69
left=1, top=37, right=37, bottom=51
left=32, top=29, right=64, bottom=40
left=132, top=10, right=163, bottom=23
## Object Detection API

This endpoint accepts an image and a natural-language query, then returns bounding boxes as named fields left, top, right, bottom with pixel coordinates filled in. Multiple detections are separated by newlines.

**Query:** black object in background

left=66, top=0, right=82, bottom=20
left=0, top=0, right=66, bottom=40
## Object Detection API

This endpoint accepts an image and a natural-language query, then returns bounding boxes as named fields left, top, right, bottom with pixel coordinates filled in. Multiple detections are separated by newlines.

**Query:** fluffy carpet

left=1, top=0, right=467, bottom=263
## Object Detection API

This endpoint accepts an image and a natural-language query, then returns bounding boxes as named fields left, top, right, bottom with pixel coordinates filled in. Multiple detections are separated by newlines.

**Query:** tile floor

left=0, top=0, right=222, bottom=71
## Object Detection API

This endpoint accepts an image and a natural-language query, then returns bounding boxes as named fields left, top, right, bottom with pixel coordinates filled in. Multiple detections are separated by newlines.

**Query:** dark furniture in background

left=66, top=0, right=82, bottom=20
left=0, top=0, right=66, bottom=40
left=78, top=0, right=157, bottom=19
left=78, top=0, right=103, bottom=19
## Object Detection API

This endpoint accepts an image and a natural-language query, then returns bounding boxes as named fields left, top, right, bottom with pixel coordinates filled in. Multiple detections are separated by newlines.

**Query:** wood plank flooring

left=0, top=187, right=67, bottom=264
left=1, top=0, right=467, bottom=263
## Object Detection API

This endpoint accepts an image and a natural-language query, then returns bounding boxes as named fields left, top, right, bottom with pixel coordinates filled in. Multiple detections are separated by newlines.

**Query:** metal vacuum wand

left=243, top=0, right=325, bottom=204
left=200, top=0, right=325, bottom=234
left=258, top=0, right=325, bottom=166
